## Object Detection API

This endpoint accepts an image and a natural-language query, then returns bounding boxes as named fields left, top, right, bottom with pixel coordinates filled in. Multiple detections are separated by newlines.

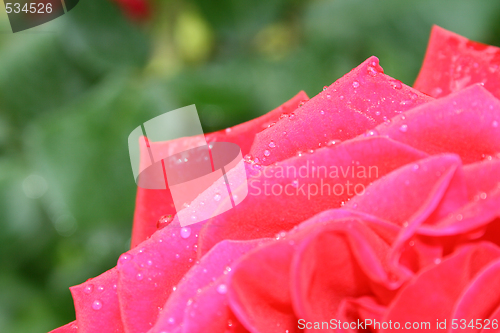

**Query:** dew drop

left=168, top=317, right=175, bottom=324
left=225, top=127, right=231, bottom=133
left=156, top=215, right=173, bottom=229
left=352, top=81, right=360, bottom=88
left=217, top=284, right=228, bottom=294
left=323, top=86, right=328, bottom=91
left=367, top=66, right=379, bottom=76
left=434, top=258, right=442, bottom=265
left=327, top=139, right=341, bottom=146
left=92, top=300, right=102, bottom=311
left=289, top=113, right=295, bottom=120
left=214, top=193, right=221, bottom=202
left=136, top=273, right=143, bottom=281
left=399, top=124, right=408, bottom=133
left=84, top=284, right=94, bottom=294
left=291, top=180, right=299, bottom=188
left=264, top=150, right=271, bottom=157
left=431, top=87, right=443, bottom=96
left=180, top=227, right=192, bottom=239
left=364, top=129, right=378, bottom=137
left=320, top=110, right=325, bottom=115
left=97, top=286, right=104, bottom=292
left=390, top=80, right=403, bottom=90
left=118, top=253, right=132, bottom=265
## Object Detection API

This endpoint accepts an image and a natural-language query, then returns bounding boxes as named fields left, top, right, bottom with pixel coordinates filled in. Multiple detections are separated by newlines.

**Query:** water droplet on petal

left=84, top=284, right=94, bottom=294
left=118, top=253, right=132, bottom=265
left=352, top=81, right=360, bottom=88
left=323, top=86, right=328, bottom=91
left=399, top=124, right=408, bottom=133
left=168, top=317, right=175, bottom=324
left=157, top=215, right=173, bottom=229
left=264, top=150, right=270, bottom=157
left=180, top=227, right=192, bottom=239
left=214, top=193, right=221, bottom=202
left=431, top=87, right=443, bottom=96
left=225, top=127, right=232, bottom=133
left=289, top=113, right=295, bottom=120
left=434, top=258, right=442, bottom=265
left=92, top=300, right=102, bottom=310
left=291, top=180, right=299, bottom=188
left=327, top=139, right=341, bottom=146
left=217, top=284, right=228, bottom=294
left=136, top=273, right=143, bottom=281
left=320, top=110, right=325, bottom=115
left=390, top=80, right=403, bottom=89
left=364, top=129, right=378, bottom=137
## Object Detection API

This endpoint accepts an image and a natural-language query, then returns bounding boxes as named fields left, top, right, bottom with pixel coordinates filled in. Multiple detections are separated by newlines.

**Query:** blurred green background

left=1, top=0, right=500, bottom=331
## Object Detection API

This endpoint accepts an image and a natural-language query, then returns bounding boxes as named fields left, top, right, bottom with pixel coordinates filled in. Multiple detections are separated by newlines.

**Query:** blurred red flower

left=112, top=0, right=150, bottom=22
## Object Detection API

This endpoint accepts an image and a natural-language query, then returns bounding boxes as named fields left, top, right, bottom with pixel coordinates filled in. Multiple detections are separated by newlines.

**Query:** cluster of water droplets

left=82, top=283, right=108, bottom=311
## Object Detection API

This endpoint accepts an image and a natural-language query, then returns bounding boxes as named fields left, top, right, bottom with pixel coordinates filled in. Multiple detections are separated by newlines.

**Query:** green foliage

left=1, top=0, right=500, bottom=331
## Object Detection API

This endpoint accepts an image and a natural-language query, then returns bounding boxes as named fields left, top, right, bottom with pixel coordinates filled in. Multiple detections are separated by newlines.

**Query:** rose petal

left=382, top=242, right=500, bottom=332
left=337, top=297, right=386, bottom=333
left=290, top=221, right=390, bottom=323
left=117, top=222, right=202, bottom=333
left=376, top=84, right=500, bottom=164
left=414, top=25, right=500, bottom=99
left=451, top=259, right=500, bottom=333
left=131, top=92, right=309, bottom=247
left=181, top=276, right=249, bottom=333
left=463, top=158, right=500, bottom=201
left=228, top=239, right=300, bottom=333
left=199, top=136, right=428, bottom=255
left=249, top=56, right=432, bottom=165
left=205, top=91, right=309, bottom=155
left=418, top=189, right=500, bottom=237
left=48, top=321, right=78, bottom=333
left=345, top=154, right=467, bottom=229
left=150, top=239, right=268, bottom=333
left=69, top=268, right=124, bottom=333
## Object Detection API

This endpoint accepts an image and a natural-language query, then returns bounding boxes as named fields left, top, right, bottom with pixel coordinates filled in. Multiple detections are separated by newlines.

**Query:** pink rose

left=50, top=26, right=500, bottom=333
